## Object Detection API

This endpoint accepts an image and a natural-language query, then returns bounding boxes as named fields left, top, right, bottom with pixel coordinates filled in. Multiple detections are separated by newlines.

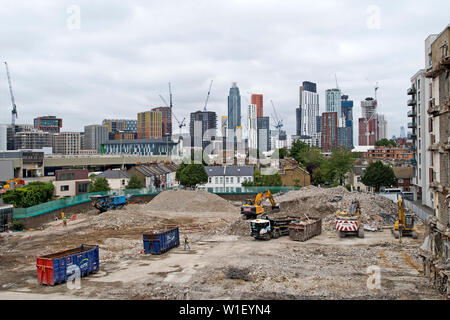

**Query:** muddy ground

left=0, top=190, right=444, bottom=300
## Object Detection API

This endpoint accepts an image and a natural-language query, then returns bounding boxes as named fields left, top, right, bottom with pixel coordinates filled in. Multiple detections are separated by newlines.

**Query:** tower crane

left=203, top=80, right=213, bottom=111
left=159, top=94, right=185, bottom=138
left=270, top=100, right=283, bottom=139
left=4, top=62, right=18, bottom=149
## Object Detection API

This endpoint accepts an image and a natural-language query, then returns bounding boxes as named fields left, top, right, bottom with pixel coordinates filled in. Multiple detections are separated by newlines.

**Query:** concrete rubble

left=0, top=188, right=446, bottom=300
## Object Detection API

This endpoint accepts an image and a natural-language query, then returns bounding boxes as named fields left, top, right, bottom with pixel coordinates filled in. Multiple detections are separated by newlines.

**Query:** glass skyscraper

left=227, top=82, right=241, bottom=130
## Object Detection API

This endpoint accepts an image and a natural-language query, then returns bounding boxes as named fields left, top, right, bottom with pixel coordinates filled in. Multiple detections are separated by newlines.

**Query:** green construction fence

left=11, top=186, right=300, bottom=220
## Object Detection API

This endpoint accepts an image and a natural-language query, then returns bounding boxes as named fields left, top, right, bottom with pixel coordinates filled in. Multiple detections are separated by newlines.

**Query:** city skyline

left=0, top=1, right=449, bottom=144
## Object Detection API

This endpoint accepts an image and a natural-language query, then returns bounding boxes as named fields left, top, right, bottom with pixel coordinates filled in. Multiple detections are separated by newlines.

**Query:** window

left=237, top=177, right=240, bottom=183
left=230, top=177, right=234, bottom=183
left=220, top=177, right=223, bottom=184
left=208, top=177, right=212, bottom=183
left=60, top=173, right=75, bottom=181
left=61, top=185, right=69, bottom=191
left=357, top=177, right=361, bottom=182
left=398, top=179, right=404, bottom=183
left=226, top=177, right=229, bottom=184
left=215, top=177, right=218, bottom=184
left=78, top=183, right=88, bottom=193
left=122, top=180, right=126, bottom=185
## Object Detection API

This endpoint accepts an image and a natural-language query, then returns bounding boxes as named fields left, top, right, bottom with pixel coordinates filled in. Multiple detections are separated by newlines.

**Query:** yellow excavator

left=1, top=178, right=25, bottom=191
left=241, top=190, right=280, bottom=220
left=392, top=195, right=418, bottom=239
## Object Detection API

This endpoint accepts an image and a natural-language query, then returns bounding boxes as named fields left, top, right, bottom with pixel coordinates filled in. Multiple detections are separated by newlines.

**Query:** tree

left=2, top=182, right=54, bottom=208
left=375, top=138, right=397, bottom=147
left=89, top=177, right=111, bottom=193
left=278, top=148, right=288, bottom=159
left=324, top=149, right=355, bottom=186
left=242, top=170, right=283, bottom=186
left=178, top=164, right=208, bottom=188
left=175, top=162, right=188, bottom=182
left=289, top=140, right=310, bottom=164
left=126, top=174, right=143, bottom=189
left=361, top=161, right=397, bottom=192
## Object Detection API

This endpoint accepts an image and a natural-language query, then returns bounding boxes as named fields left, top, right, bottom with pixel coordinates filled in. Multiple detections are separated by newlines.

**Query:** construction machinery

left=241, top=190, right=280, bottom=220
left=250, top=216, right=297, bottom=240
left=1, top=178, right=25, bottom=191
left=90, top=194, right=133, bottom=213
left=4, top=62, right=18, bottom=149
left=392, top=195, right=418, bottom=239
left=335, top=200, right=365, bottom=238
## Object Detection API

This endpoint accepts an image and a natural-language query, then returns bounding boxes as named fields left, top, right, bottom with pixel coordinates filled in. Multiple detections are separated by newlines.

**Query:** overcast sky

left=0, top=0, right=449, bottom=144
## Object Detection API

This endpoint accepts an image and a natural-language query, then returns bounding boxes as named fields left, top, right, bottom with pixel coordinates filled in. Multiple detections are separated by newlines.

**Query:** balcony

left=407, top=133, right=417, bottom=140
left=407, top=99, right=416, bottom=106
left=407, top=122, right=416, bottom=129
left=406, top=139, right=414, bottom=145
left=407, top=87, right=416, bottom=95
left=407, top=110, right=416, bottom=117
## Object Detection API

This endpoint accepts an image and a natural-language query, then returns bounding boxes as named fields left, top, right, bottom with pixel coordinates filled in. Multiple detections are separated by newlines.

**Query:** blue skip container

left=143, top=226, right=180, bottom=255
left=36, top=244, right=99, bottom=286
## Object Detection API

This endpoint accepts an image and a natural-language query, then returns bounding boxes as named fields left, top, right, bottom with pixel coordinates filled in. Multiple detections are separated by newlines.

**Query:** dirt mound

left=146, top=190, right=238, bottom=213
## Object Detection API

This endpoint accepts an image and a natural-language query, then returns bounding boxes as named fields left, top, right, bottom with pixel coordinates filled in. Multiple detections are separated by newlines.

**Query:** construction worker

left=184, top=235, right=190, bottom=251
left=62, top=212, right=67, bottom=227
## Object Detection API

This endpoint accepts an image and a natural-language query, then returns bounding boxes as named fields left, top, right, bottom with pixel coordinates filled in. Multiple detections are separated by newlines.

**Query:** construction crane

left=4, top=62, right=18, bottom=149
left=159, top=94, right=185, bottom=138
left=270, top=100, right=283, bottom=139
left=203, top=80, right=213, bottom=111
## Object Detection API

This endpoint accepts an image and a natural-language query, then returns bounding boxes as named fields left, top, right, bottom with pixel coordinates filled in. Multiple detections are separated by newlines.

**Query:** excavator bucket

left=271, top=204, right=280, bottom=213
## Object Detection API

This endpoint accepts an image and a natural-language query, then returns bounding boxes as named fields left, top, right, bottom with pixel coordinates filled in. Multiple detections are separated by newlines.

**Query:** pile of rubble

left=221, top=186, right=400, bottom=234
left=145, top=190, right=238, bottom=213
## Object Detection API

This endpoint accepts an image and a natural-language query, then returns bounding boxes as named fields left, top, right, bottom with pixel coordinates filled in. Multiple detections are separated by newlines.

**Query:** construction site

left=0, top=186, right=447, bottom=300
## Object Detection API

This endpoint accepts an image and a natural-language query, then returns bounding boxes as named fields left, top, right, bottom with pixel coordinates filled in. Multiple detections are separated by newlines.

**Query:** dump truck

left=90, top=194, right=133, bottom=213
left=250, top=216, right=297, bottom=240
left=335, top=200, right=364, bottom=238
left=241, top=190, right=280, bottom=220
left=392, top=195, right=418, bottom=239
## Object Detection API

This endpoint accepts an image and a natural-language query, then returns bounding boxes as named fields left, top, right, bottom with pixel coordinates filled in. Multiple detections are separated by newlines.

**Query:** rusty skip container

left=289, top=217, right=322, bottom=242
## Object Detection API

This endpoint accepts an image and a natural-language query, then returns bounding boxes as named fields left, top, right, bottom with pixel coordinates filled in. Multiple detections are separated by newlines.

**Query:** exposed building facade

left=425, top=25, right=450, bottom=235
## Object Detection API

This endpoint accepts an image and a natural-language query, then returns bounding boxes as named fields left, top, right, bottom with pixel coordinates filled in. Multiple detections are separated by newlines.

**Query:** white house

left=97, top=169, right=130, bottom=190
left=200, top=166, right=254, bottom=189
